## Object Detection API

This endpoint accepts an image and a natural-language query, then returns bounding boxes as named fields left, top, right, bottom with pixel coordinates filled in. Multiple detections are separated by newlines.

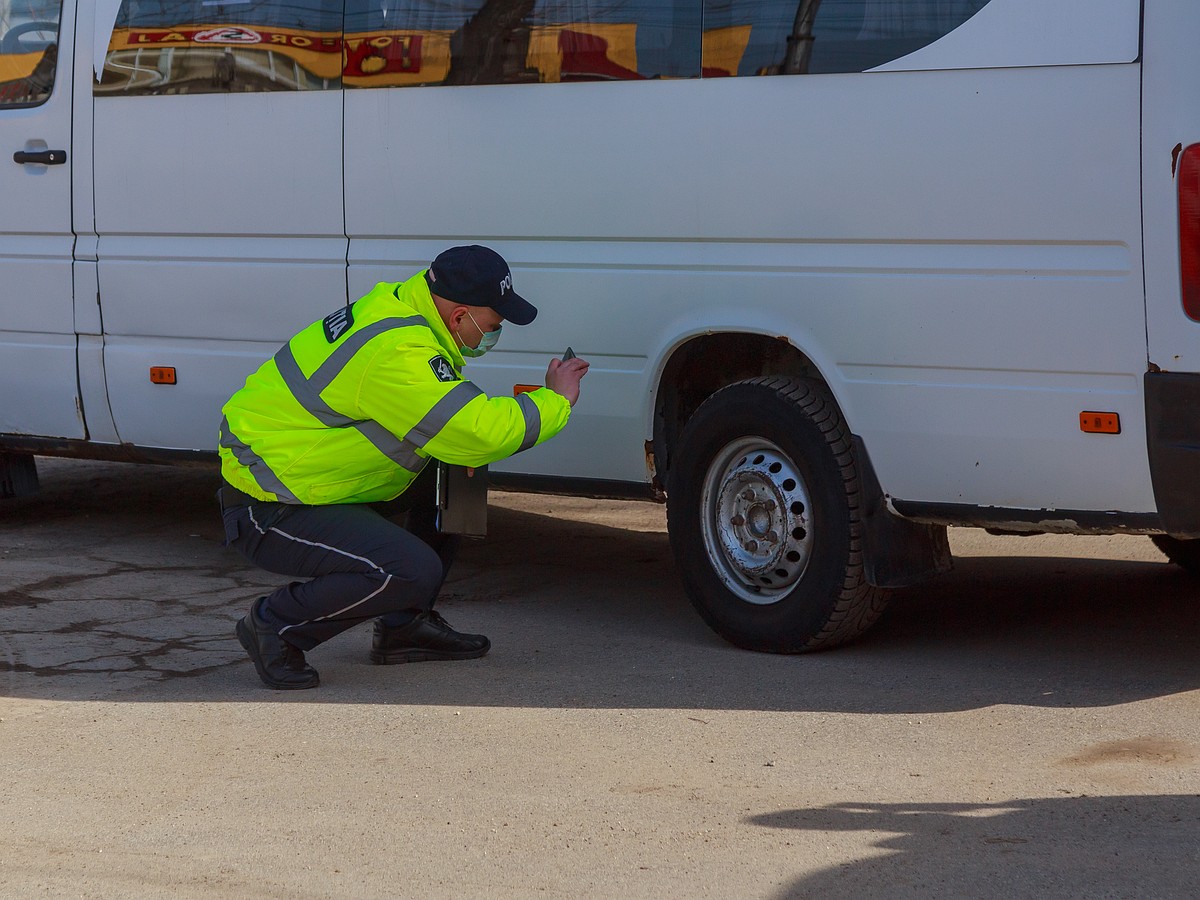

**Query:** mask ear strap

left=465, top=308, right=486, bottom=335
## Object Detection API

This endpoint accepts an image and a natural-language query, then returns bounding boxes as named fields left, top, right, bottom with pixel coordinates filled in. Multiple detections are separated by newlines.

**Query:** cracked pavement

left=0, top=461, right=272, bottom=690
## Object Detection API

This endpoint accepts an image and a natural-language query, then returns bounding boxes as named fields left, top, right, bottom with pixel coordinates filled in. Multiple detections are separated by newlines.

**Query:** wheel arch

left=649, top=330, right=829, bottom=491
left=651, top=333, right=952, bottom=591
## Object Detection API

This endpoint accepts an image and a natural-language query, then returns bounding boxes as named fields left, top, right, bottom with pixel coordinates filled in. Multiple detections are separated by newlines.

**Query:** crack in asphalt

left=2, top=557, right=265, bottom=682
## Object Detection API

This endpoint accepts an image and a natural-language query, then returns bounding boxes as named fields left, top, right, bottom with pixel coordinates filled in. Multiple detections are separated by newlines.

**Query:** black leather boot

left=370, top=610, right=490, bottom=665
left=236, top=598, right=320, bottom=689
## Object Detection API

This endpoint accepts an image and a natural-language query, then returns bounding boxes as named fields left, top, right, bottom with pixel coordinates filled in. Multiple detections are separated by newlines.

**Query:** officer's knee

left=379, top=542, right=443, bottom=608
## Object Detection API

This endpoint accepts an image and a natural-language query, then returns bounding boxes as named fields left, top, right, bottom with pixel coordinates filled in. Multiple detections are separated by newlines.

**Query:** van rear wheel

left=666, top=376, right=888, bottom=652
left=1151, top=535, right=1200, bottom=575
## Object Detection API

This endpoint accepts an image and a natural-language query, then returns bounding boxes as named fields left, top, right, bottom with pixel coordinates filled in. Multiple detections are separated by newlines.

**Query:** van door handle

left=13, top=149, right=66, bottom=165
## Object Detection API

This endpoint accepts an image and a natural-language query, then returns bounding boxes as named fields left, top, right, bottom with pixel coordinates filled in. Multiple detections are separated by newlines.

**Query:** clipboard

left=436, top=462, right=489, bottom=537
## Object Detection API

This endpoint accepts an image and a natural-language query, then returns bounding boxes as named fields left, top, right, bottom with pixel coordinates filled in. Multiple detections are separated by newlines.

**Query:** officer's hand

left=545, top=356, right=590, bottom=407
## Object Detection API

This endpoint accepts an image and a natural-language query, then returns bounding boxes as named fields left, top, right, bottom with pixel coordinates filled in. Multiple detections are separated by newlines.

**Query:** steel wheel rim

left=699, top=436, right=814, bottom=606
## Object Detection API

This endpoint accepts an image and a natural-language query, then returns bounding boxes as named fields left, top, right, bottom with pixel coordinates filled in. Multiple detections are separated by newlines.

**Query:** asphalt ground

left=1, top=458, right=1198, bottom=898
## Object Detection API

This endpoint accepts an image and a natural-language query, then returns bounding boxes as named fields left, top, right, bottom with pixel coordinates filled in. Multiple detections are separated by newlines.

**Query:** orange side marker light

left=513, top=384, right=540, bottom=396
left=150, top=366, right=177, bottom=385
left=1080, top=411, right=1120, bottom=434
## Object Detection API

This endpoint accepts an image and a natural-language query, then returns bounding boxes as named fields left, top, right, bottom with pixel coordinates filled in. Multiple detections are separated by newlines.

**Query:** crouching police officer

left=218, top=245, right=589, bottom=689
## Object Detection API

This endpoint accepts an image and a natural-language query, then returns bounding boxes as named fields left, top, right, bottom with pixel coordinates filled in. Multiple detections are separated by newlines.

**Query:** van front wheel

left=666, top=376, right=888, bottom=652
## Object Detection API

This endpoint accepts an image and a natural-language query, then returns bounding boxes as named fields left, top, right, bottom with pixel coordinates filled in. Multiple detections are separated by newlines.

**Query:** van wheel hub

left=701, top=437, right=814, bottom=605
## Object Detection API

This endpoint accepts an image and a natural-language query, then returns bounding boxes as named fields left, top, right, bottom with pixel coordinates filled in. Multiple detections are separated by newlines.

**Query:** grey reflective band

left=219, top=415, right=300, bottom=503
left=274, top=344, right=352, bottom=428
left=272, top=317, right=472, bottom=474
left=308, top=316, right=424, bottom=394
left=355, top=420, right=427, bottom=472
left=275, top=343, right=428, bottom=473
left=515, top=392, right=541, bottom=453
left=404, top=380, right=484, bottom=448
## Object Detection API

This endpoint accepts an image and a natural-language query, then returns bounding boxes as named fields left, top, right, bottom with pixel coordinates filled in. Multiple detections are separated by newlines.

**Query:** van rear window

left=703, top=0, right=992, bottom=77
left=92, top=0, right=995, bottom=96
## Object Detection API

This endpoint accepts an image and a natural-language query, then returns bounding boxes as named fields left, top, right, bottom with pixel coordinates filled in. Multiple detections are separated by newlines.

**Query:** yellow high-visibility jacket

left=218, top=271, right=571, bottom=505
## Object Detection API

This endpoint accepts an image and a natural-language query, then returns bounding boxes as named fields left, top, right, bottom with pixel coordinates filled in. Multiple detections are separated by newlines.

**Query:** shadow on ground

left=753, top=794, right=1200, bottom=898
left=2, top=459, right=1198, bottom=712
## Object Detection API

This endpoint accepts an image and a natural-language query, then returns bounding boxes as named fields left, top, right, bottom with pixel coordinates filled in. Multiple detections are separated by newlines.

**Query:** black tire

left=666, top=375, right=888, bottom=652
left=1150, top=535, right=1200, bottom=575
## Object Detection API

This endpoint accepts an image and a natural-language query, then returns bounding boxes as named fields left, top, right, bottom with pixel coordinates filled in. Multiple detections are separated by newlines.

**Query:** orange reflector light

left=513, top=384, right=540, bottom=396
left=1080, top=411, right=1120, bottom=434
left=150, top=366, right=176, bottom=385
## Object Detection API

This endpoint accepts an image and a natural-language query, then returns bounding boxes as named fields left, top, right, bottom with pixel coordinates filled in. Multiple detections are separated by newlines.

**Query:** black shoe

left=369, top=610, right=490, bottom=665
left=236, top=598, right=320, bottom=690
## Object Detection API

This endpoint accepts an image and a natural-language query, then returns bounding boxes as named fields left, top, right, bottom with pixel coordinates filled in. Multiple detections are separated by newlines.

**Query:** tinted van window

left=701, top=0, right=991, bottom=76
left=96, top=0, right=343, bottom=95
left=344, top=0, right=701, bottom=87
left=0, top=0, right=61, bottom=107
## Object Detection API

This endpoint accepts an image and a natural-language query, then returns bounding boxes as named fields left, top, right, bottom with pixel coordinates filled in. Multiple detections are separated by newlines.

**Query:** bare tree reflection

left=781, top=0, right=821, bottom=75
left=446, top=0, right=537, bottom=85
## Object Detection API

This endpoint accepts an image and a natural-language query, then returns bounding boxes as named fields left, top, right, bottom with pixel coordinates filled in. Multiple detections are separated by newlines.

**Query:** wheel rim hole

left=768, top=462, right=782, bottom=474
left=759, top=576, right=773, bottom=585
left=790, top=501, right=804, bottom=515
left=773, top=568, right=788, bottom=578
left=782, top=478, right=797, bottom=492
left=785, top=551, right=801, bottom=563
left=753, top=455, right=765, bottom=464
left=792, top=527, right=806, bottom=541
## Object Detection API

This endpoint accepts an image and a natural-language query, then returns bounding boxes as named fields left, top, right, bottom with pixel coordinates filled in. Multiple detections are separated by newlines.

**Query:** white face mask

left=458, top=309, right=502, bottom=358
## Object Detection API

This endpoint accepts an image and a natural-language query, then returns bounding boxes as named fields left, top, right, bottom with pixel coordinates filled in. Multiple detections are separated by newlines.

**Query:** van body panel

left=0, top=0, right=81, bottom=439
left=1142, top=2, right=1200, bottom=374
left=872, top=0, right=1141, bottom=72
left=1140, top=2, right=1200, bottom=532
left=92, top=90, right=347, bottom=449
left=103, top=335, right=282, bottom=451
left=349, top=60, right=1151, bottom=512
left=0, top=0, right=1186, bottom=532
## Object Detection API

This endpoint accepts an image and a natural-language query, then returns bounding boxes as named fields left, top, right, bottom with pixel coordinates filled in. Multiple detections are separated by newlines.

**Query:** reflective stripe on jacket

left=218, top=271, right=571, bottom=505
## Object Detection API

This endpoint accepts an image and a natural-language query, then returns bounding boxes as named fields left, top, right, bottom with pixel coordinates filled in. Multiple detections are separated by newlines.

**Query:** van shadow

left=751, top=794, right=1200, bottom=898
left=1, top=459, right=1198, bottom=712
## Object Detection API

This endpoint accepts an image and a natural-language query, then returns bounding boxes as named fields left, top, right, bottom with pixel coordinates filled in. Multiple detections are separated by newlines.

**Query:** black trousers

left=220, top=467, right=460, bottom=650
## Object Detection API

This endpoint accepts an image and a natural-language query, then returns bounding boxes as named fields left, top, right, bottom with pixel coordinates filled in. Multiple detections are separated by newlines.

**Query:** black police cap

left=426, top=245, right=537, bottom=326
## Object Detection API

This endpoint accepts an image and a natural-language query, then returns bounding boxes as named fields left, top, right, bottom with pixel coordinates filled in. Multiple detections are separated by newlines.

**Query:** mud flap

left=853, top=436, right=952, bottom=588
left=0, top=452, right=39, bottom=499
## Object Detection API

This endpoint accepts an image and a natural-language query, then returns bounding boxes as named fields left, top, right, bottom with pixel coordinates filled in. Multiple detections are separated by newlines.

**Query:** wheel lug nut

left=763, top=499, right=776, bottom=511
left=765, top=530, right=779, bottom=543
left=730, top=514, right=745, bottom=526
left=745, top=540, right=759, bottom=552
left=741, top=490, right=756, bottom=501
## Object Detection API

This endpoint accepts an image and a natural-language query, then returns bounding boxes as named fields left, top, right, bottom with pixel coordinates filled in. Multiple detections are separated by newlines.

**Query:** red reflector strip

left=1080, top=411, right=1120, bottom=434
left=149, top=366, right=176, bottom=385
left=1180, top=144, right=1200, bottom=320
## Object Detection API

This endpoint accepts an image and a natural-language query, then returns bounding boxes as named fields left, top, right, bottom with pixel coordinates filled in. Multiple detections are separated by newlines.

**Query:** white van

left=2, top=0, right=1197, bottom=652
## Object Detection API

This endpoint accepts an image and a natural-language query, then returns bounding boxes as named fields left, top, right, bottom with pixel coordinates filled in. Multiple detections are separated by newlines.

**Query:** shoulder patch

left=429, top=355, right=457, bottom=383
left=322, top=305, right=354, bottom=343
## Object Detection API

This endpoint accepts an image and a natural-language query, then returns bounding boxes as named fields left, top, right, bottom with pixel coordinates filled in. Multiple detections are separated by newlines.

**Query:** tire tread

left=685, top=375, right=888, bottom=652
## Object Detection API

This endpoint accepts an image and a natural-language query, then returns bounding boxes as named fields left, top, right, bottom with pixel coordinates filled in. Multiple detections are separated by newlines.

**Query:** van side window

left=701, top=0, right=991, bottom=76
left=96, top=1, right=343, bottom=95
left=343, top=0, right=702, bottom=87
left=0, top=0, right=61, bottom=107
